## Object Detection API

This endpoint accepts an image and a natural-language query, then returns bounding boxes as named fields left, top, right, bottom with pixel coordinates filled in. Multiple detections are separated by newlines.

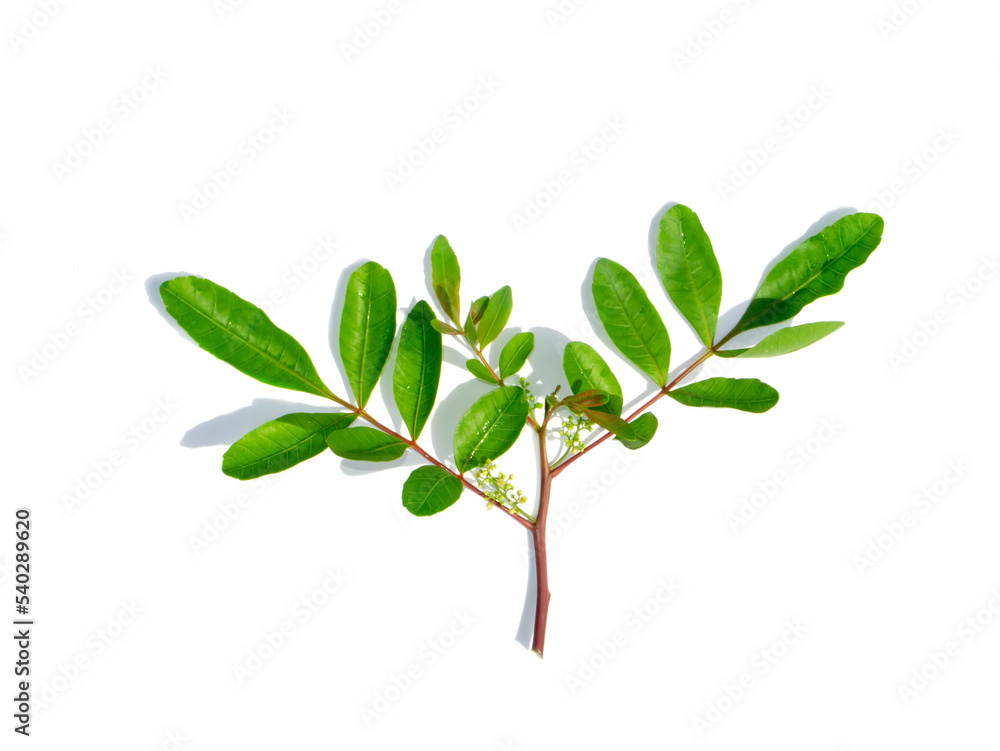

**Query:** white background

left=2, top=0, right=999, bottom=748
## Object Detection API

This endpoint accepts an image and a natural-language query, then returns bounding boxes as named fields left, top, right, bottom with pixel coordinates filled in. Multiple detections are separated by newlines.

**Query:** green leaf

left=716, top=321, right=845, bottom=358
left=430, top=319, right=462, bottom=336
left=615, top=413, right=657, bottom=450
left=477, top=285, right=512, bottom=347
left=222, top=412, right=356, bottom=480
left=656, top=204, right=723, bottom=347
left=668, top=378, right=779, bottom=413
left=592, top=259, right=672, bottom=387
left=583, top=408, right=637, bottom=442
left=466, top=359, right=495, bottom=383
left=562, top=341, right=623, bottom=415
left=392, top=301, right=443, bottom=440
left=402, top=466, right=464, bottom=517
left=431, top=235, right=461, bottom=324
left=340, top=262, right=397, bottom=408
left=464, top=295, right=488, bottom=348
left=159, top=276, right=331, bottom=398
left=499, top=332, right=534, bottom=378
left=327, top=427, right=409, bottom=462
left=735, top=213, right=884, bottom=332
left=454, top=386, right=529, bottom=473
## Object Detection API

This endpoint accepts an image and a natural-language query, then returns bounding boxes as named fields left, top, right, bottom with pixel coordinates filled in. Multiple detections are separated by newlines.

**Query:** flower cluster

left=474, top=459, right=531, bottom=517
left=556, top=412, right=594, bottom=456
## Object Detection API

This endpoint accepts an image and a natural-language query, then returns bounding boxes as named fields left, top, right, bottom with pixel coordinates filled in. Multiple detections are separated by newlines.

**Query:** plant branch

left=321, top=388, right=535, bottom=531
left=530, top=414, right=554, bottom=657
left=548, top=345, right=719, bottom=478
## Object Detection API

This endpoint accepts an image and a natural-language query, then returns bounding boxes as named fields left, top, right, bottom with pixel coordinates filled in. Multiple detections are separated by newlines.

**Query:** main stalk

left=530, top=424, right=553, bottom=657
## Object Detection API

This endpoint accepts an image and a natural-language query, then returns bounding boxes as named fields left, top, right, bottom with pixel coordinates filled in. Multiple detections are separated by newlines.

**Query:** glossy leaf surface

left=402, top=466, right=464, bottom=516
left=431, top=235, right=461, bottom=324
left=592, top=259, right=672, bottom=387
left=562, top=341, right=623, bottom=415
left=327, top=427, right=409, bottom=462
left=340, top=262, right=397, bottom=408
left=477, top=285, right=512, bottom=347
left=454, top=386, right=529, bottom=473
left=716, top=321, right=844, bottom=358
left=669, top=377, right=779, bottom=413
left=736, top=213, right=883, bottom=332
left=223, top=412, right=355, bottom=480
left=614, top=413, right=657, bottom=450
left=393, top=300, right=442, bottom=440
left=160, top=276, right=330, bottom=398
left=499, top=333, right=534, bottom=378
left=656, top=204, right=723, bottom=347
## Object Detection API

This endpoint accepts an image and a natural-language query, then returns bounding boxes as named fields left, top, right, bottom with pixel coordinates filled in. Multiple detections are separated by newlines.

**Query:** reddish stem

left=530, top=417, right=554, bottom=657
